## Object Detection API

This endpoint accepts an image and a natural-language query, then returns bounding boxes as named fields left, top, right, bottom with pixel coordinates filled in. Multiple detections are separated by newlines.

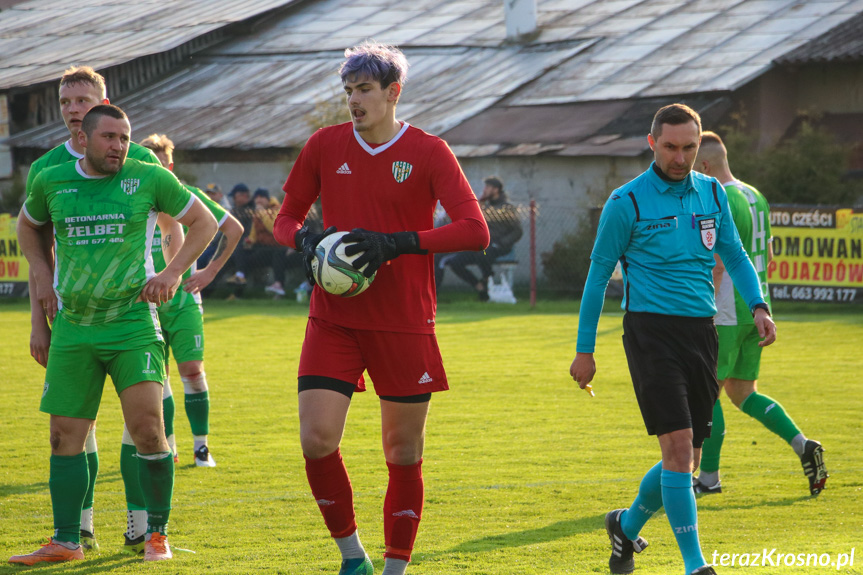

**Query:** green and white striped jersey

left=715, top=180, right=772, bottom=326
left=151, top=184, right=229, bottom=311
left=23, top=158, right=194, bottom=325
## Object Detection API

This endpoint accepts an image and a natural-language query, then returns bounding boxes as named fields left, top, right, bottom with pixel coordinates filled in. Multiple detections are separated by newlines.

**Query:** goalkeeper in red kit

left=273, top=42, right=489, bottom=575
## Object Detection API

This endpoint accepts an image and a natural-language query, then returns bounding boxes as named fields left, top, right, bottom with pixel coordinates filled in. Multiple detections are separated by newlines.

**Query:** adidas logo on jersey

left=336, top=163, right=352, bottom=174
left=418, top=372, right=433, bottom=384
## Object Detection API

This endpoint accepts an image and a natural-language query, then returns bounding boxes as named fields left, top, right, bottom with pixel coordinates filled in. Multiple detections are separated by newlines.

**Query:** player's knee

left=300, top=428, right=340, bottom=459
left=180, top=370, right=207, bottom=393
left=126, top=418, right=166, bottom=452
left=382, top=434, right=424, bottom=465
left=727, top=386, right=754, bottom=408
left=49, top=430, right=62, bottom=452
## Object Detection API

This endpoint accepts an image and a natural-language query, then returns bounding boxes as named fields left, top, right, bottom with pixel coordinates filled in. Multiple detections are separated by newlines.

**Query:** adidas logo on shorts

left=418, top=372, right=433, bottom=384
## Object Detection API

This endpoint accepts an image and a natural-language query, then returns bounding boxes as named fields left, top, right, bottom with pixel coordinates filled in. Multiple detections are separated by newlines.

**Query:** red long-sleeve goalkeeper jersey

left=274, top=122, right=489, bottom=334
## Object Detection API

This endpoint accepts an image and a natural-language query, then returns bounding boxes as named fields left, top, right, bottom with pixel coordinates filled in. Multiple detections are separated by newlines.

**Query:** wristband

left=752, top=303, right=770, bottom=316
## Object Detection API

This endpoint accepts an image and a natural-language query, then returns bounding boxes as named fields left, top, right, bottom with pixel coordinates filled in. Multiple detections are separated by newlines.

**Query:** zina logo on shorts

left=42, top=382, right=49, bottom=397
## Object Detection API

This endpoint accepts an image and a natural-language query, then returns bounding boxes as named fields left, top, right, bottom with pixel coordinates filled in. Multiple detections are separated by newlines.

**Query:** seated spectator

left=205, top=183, right=231, bottom=211
left=197, top=183, right=230, bottom=269
left=438, top=176, right=522, bottom=300
left=229, top=189, right=304, bottom=298
left=224, top=183, right=255, bottom=295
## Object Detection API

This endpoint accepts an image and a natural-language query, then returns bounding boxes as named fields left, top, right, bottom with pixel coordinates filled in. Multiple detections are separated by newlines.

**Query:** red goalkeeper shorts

left=298, top=317, right=449, bottom=396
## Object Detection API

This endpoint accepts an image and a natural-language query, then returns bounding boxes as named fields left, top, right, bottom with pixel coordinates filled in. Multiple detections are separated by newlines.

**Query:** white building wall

left=457, top=155, right=646, bottom=285
left=180, top=161, right=291, bottom=199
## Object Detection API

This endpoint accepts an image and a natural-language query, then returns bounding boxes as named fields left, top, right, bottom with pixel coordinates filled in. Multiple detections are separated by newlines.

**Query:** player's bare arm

left=183, top=213, right=243, bottom=294
left=141, top=200, right=217, bottom=304
left=29, top=309, right=51, bottom=367
left=18, top=216, right=58, bottom=323
left=27, top=223, right=56, bottom=367
left=157, top=211, right=184, bottom=264
left=754, top=308, right=776, bottom=347
left=570, top=352, right=596, bottom=388
left=713, top=254, right=725, bottom=296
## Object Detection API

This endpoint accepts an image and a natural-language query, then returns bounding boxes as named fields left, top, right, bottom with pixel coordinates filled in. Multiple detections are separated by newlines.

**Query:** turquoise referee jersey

left=576, top=163, right=766, bottom=353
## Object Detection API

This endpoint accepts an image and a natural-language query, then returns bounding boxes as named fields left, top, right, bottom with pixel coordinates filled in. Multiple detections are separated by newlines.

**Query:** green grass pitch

left=0, top=299, right=860, bottom=574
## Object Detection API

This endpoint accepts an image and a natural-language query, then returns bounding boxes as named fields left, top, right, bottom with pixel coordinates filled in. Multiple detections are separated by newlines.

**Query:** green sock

left=699, top=399, right=725, bottom=474
left=81, top=426, right=98, bottom=523
left=120, top=442, right=146, bottom=510
left=82, top=451, right=98, bottom=513
left=741, top=392, right=802, bottom=445
left=137, top=451, right=174, bottom=535
left=163, top=393, right=175, bottom=440
left=50, top=453, right=89, bottom=544
left=184, top=391, right=210, bottom=436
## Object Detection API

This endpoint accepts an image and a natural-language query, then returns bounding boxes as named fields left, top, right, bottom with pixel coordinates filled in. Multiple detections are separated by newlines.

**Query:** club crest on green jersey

left=121, top=178, right=141, bottom=195
left=392, top=161, right=412, bottom=183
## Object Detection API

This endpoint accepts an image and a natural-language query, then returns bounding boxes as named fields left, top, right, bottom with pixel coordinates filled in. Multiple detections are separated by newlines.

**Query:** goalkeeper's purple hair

left=339, top=41, right=409, bottom=88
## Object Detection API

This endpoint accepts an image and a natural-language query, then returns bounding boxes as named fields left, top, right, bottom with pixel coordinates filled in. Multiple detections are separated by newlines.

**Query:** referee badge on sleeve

left=699, top=218, right=716, bottom=250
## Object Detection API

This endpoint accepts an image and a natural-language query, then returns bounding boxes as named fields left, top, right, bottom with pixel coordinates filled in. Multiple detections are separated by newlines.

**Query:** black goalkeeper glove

left=295, top=225, right=337, bottom=284
left=342, top=228, right=427, bottom=278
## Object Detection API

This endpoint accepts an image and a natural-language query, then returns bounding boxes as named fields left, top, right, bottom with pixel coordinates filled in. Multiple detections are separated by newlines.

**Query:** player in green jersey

left=693, top=131, right=827, bottom=496
left=24, top=65, right=168, bottom=552
left=140, top=134, right=242, bottom=466
left=11, top=105, right=217, bottom=565
left=107, top=133, right=242, bottom=553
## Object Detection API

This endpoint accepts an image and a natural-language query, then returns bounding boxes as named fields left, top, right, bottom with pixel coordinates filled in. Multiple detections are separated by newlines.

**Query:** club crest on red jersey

left=699, top=218, right=716, bottom=250
left=392, top=161, right=412, bottom=183
left=121, top=178, right=141, bottom=195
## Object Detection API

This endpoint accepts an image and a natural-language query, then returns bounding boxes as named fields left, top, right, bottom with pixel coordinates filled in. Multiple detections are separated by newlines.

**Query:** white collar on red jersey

left=353, top=122, right=410, bottom=156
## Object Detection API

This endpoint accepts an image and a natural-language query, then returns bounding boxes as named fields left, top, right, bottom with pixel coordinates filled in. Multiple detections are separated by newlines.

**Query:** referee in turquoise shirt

left=571, top=104, right=775, bottom=575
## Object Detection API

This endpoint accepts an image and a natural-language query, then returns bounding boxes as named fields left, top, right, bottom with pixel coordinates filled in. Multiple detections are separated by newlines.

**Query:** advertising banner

left=768, top=205, right=862, bottom=303
left=0, top=214, right=29, bottom=297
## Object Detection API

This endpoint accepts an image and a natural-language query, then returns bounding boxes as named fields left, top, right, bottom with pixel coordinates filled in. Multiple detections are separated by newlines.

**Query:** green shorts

left=41, top=302, right=166, bottom=419
left=159, top=303, right=204, bottom=363
left=716, top=324, right=763, bottom=381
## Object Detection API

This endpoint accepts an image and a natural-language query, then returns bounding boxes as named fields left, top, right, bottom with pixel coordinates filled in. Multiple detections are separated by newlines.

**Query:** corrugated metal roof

left=205, top=0, right=863, bottom=111
left=0, top=0, right=301, bottom=89
left=777, top=10, right=863, bottom=63
left=441, top=95, right=733, bottom=157
left=510, top=0, right=863, bottom=105
left=6, top=0, right=863, bottom=157
left=8, top=43, right=591, bottom=150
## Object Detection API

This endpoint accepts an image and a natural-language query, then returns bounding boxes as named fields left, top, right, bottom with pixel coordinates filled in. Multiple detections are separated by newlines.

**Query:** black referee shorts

left=622, top=312, right=719, bottom=448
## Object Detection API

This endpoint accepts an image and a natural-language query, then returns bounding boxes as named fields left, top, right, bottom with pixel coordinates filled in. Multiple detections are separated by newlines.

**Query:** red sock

left=383, top=459, right=423, bottom=562
left=305, top=449, right=357, bottom=539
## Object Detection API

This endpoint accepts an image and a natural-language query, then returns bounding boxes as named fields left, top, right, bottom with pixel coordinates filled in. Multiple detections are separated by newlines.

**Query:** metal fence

left=435, top=200, right=605, bottom=303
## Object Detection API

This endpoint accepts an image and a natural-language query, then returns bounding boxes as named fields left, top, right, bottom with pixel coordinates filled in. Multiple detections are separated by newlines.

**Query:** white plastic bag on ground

left=487, top=276, right=516, bottom=304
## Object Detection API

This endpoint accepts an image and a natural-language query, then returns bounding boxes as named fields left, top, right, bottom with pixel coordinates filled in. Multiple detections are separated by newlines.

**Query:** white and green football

left=311, top=231, right=375, bottom=297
